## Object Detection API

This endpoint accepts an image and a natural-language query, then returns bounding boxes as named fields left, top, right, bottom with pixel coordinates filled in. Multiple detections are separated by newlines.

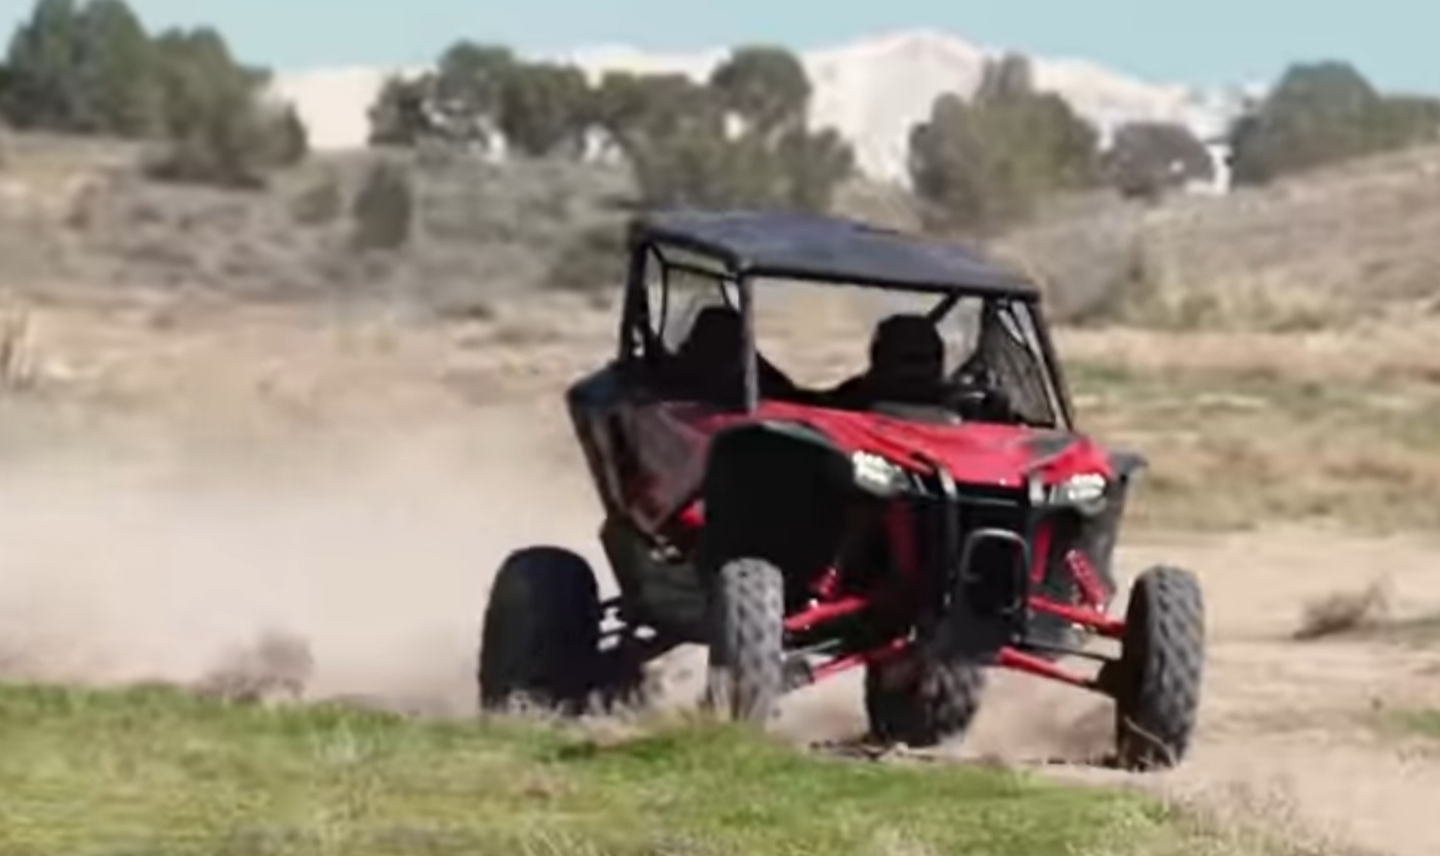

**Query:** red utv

left=478, top=209, right=1204, bottom=771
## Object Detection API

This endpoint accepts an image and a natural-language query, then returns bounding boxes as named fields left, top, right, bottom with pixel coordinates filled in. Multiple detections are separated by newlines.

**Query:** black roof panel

left=631, top=208, right=1038, bottom=298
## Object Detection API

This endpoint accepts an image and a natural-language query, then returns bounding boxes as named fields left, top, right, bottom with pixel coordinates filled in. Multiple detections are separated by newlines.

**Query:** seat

left=667, top=304, right=798, bottom=403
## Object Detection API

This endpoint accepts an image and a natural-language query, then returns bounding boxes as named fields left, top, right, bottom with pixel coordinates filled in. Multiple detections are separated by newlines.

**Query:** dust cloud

left=0, top=402, right=607, bottom=716
left=0, top=388, right=1118, bottom=760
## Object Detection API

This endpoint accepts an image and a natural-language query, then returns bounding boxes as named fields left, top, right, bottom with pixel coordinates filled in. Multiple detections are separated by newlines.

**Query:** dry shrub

left=350, top=160, right=415, bottom=251
left=290, top=168, right=343, bottom=226
left=1134, top=781, right=1363, bottom=856
left=0, top=309, right=35, bottom=390
left=192, top=628, right=315, bottom=703
left=1293, top=580, right=1391, bottom=641
left=543, top=222, right=625, bottom=292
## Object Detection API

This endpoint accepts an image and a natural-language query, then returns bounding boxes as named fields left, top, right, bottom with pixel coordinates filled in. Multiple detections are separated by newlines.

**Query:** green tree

left=610, top=46, right=849, bottom=213
left=1103, top=121, right=1214, bottom=200
left=435, top=40, right=512, bottom=119
left=627, top=122, right=734, bottom=208
left=0, top=64, right=12, bottom=140
left=497, top=60, right=590, bottom=157
left=3, top=0, right=83, bottom=129
left=1229, top=61, right=1440, bottom=185
left=590, top=71, right=729, bottom=204
left=366, top=44, right=593, bottom=155
left=591, top=70, right=709, bottom=148
left=3, top=0, right=164, bottom=136
left=708, top=45, right=810, bottom=136
left=146, top=26, right=293, bottom=187
left=263, top=101, right=307, bottom=166
left=908, top=93, right=992, bottom=230
left=588, top=70, right=649, bottom=138
left=69, top=0, right=159, bottom=135
left=1, top=1, right=301, bottom=185
left=908, top=55, right=1099, bottom=234
left=367, top=73, right=433, bottom=146
left=608, top=58, right=851, bottom=213
left=775, top=126, right=854, bottom=213
left=431, top=40, right=513, bottom=147
left=1229, top=62, right=1377, bottom=184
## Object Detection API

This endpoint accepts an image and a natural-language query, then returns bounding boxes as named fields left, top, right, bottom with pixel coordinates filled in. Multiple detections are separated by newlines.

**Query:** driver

left=827, top=313, right=948, bottom=409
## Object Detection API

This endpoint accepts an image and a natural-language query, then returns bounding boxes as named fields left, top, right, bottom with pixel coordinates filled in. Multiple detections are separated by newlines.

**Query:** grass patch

left=1372, top=708, right=1440, bottom=743
left=1068, top=358, right=1440, bottom=533
left=0, top=682, right=1293, bottom=856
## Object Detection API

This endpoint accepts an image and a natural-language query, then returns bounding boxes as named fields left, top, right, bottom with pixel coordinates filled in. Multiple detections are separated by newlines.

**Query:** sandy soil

left=1, top=294, right=1439, bottom=855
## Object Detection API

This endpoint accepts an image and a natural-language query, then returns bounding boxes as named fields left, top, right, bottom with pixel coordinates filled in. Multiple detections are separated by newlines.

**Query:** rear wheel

left=1111, top=564, right=1205, bottom=771
left=704, top=558, right=785, bottom=724
left=864, top=655, right=986, bottom=748
left=478, top=546, right=601, bottom=715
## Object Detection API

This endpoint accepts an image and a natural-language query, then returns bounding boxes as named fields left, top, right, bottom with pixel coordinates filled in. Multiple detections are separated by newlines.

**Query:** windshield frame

left=619, top=237, right=1075, bottom=429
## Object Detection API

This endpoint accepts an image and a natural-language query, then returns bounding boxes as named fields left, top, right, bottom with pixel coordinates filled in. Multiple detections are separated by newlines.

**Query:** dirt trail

left=0, top=399, right=607, bottom=714
left=1112, top=530, right=1440, bottom=856
left=777, top=528, right=1440, bottom=856
left=1, top=382, right=1439, bottom=854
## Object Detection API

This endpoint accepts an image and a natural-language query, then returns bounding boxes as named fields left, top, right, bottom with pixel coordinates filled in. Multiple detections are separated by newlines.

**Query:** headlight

left=1048, top=472, right=1108, bottom=512
left=852, top=451, right=909, bottom=496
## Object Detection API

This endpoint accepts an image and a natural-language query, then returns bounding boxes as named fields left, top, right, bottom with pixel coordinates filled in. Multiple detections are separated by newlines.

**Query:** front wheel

left=864, top=655, right=986, bottom=748
left=1111, top=564, right=1205, bottom=771
left=704, top=558, right=785, bottom=725
left=478, top=546, right=602, bottom=715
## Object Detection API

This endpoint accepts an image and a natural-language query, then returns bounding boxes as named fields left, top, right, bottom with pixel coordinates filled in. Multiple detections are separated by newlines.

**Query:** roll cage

left=615, top=210, right=1078, bottom=430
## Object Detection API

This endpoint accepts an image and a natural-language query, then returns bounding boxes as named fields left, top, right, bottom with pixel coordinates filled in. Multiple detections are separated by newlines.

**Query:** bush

left=3, top=0, right=162, bottom=133
left=367, top=74, right=433, bottom=147
left=1104, top=121, right=1215, bottom=200
left=142, top=27, right=306, bottom=188
left=1229, top=61, right=1440, bottom=185
left=289, top=167, right=342, bottom=225
left=498, top=61, right=590, bottom=157
left=604, top=47, right=852, bottom=213
left=350, top=159, right=414, bottom=251
left=3, top=2, right=303, bottom=188
left=544, top=222, right=626, bottom=292
left=365, top=43, right=854, bottom=215
left=0, top=62, right=11, bottom=119
left=266, top=103, right=308, bottom=167
left=908, top=55, right=1100, bottom=235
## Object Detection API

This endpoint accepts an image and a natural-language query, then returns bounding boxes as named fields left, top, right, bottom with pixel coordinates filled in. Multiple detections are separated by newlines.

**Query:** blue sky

left=4, top=0, right=1436, bottom=93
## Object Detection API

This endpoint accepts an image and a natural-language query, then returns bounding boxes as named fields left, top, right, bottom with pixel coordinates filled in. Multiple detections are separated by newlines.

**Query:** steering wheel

left=943, top=369, right=1017, bottom=424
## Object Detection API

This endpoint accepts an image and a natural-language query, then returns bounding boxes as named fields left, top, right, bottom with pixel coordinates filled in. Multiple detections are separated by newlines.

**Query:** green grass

left=1068, top=358, right=1440, bottom=533
left=0, top=683, right=1281, bottom=856
left=1371, top=707, right=1440, bottom=743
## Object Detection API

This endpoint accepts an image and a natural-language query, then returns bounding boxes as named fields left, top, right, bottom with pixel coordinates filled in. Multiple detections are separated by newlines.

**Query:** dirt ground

left=1, top=289, right=1439, bottom=855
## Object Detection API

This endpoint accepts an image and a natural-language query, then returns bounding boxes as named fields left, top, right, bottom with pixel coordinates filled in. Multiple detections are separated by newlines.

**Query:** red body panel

left=591, top=386, right=1124, bottom=693
left=654, top=397, right=1114, bottom=493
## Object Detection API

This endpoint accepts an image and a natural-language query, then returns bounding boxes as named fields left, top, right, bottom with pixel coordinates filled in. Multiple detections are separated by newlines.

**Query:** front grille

left=908, top=481, right=1030, bottom=620
left=951, top=484, right=1030, bottom=616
